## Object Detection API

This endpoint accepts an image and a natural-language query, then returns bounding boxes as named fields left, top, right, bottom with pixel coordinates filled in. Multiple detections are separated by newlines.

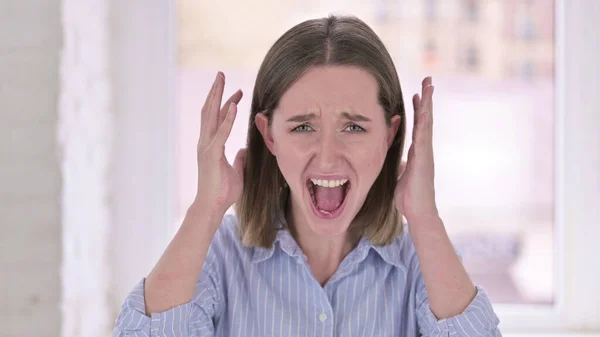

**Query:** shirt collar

left=252, top=218, right=408, bottom=271
left=251, top=214, right=305, bottom=263
left=252, top=227, right=304, bottom=263
left=371, top=234, right=407, bottom=270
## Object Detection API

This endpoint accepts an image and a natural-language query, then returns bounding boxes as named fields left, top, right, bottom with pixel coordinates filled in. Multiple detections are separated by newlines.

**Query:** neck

left=286, top=201, right=358, bottom=287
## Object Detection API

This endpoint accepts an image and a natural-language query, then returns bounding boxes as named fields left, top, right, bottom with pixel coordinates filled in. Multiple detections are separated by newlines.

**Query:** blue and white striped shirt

left=113, top=214, right=501, bottom=336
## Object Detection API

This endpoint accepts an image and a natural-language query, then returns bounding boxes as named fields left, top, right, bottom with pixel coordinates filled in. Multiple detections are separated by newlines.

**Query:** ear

left=255, top=113, right=276, bottom=155
left=387, top=115, right=401, bottom=148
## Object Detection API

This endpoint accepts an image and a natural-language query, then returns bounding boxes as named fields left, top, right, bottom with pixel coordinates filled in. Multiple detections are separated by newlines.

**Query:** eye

left=344, top=123, right=366, bottom=132
left=291, top=123, right=314, bottom=132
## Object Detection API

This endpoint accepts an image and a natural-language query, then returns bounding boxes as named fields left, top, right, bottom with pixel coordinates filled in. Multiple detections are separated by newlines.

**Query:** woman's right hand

left=193, top=72, right=246, bottom=217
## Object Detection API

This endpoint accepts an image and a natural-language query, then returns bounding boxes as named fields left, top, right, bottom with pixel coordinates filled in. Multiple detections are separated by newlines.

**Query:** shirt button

left=318, top=313, right=328, bottom=322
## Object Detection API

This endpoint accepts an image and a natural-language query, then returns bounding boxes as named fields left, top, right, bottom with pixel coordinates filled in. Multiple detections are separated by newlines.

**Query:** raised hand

left=395, top=77, right=439, bottom=223
left=194, top=72, right=246, bottom=216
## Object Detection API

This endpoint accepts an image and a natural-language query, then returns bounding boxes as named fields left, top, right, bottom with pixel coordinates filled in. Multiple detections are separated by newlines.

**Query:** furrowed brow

left=341, top=111, right=371, bottom=122
left=286, top=113, right=317, bottom=122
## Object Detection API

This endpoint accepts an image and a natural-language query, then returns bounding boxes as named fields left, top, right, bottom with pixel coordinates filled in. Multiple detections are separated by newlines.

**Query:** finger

left=418, top=84, right=433, bottom=118
left=397, top=160, right=407, bottom=179
left=415, top=86, right=434, bottom=149
left=422, top=76, right=432, bottom=90
left=422, top=84, right=434, bottom=133
left=427, top=85, right=434, bottom=132
left=233, top=147, right=247, bottom=186
left=200, top=72, right=221, bottom=139
left=421, top=76, right=433, bottom=117
left=406, top=144, right=415, bottom=162
left=419, top=76, right=432, bottom=116
left=412, top=93, right=421, bottom=141
left=203, top=72, right=225, bottom=142
left=424, top=83, right=433, bottom=113
left=426, top=85, right=435, bottom=146
left=218, top=89, right=243, bottom=127
left=212, top=102, right=237, bottom=149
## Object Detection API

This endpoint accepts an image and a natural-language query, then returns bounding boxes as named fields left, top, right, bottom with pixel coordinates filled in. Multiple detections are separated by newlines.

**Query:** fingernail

left=211, top=72, right=220, bottom=88
left=215, top=71, right=224, bottom=83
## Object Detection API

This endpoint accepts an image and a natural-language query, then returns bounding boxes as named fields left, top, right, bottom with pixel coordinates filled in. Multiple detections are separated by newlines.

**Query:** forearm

left=409, top=215, right=476, bottom=319
left=144, top=204, right=223, bottom=315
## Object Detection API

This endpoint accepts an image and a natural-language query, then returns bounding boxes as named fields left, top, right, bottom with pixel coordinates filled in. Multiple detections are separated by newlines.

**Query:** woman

left=113, top=15, right=501, bottom=336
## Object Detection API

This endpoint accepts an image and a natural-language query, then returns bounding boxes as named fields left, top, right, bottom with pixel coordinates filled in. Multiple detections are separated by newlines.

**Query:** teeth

left=310, top=178, right=349, bottom=188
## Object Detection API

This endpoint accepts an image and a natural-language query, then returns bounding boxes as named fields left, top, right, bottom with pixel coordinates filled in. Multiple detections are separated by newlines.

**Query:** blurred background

left=1, top=0, right=599, bottom=336
left=178, top=0, right=556, bottom=306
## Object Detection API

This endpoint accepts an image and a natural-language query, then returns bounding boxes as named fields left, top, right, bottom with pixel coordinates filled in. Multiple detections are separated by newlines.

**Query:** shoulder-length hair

left=236, top=15, right=406, bottom=247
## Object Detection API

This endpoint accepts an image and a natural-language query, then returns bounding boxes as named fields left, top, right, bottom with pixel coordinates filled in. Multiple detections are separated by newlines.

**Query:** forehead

left=276, top=66, right=381, bottom=116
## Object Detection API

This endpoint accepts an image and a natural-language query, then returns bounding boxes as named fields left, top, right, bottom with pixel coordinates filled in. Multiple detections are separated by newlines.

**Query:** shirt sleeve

left=112, top=239, right=224, bottom=337
left=416, top=283, right=502, bottom=337
left=409, top=244, right=502, bottom=336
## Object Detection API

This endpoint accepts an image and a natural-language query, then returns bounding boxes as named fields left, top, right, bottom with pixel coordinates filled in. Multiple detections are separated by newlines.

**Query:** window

left=423, top=39, right=437, bottom=65
left=465, top=43, right=479, bottom=69
left=464, top=0, right=479, bottom=22
left=425, top=0, right=437, bottom=21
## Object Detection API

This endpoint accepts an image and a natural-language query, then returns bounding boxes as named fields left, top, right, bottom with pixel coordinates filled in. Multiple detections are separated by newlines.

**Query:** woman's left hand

left=395, top=77, right=439, bottom=223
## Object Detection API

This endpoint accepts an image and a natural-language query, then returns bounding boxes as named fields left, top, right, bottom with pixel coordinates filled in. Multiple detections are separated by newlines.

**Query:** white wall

left=1, top=0, right=177, bottom=335
left=0, top=1, right=62, bottom=336
left=559, top=0, right=600, bottom=330
left=59, top=1, right=113, bottom=336
left=109, top=0, right=177, bottom=314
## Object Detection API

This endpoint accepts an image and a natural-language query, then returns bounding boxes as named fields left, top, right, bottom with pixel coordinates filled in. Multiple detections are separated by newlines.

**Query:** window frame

left=496, top=0, right=600, bottom=332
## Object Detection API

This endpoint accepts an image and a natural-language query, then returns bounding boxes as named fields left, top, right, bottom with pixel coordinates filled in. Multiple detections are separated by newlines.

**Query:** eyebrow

left=285, top=111, right=371, bottom=122
left=341, top=111, right=371, bottom=122
left=286, top=113, right=316, bottom=123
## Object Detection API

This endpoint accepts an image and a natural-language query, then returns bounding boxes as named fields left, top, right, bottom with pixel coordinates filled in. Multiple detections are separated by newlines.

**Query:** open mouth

left=306, top=177, right=351, bottom=219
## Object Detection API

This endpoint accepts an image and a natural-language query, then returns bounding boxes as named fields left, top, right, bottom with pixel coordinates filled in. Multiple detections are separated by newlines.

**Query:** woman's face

left=256, top=66, right=400, bottom=238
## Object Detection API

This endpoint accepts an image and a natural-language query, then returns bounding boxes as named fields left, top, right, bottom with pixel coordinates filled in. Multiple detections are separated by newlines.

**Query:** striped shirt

left=113, top=214, right=501, bottom=336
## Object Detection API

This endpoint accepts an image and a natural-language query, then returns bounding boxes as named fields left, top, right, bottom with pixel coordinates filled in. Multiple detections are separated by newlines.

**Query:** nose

left=316, top=132, right=342, bottom=171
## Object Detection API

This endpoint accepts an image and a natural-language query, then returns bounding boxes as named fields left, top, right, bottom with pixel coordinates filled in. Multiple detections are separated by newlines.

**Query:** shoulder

left=392, top=224, right=421, bottom=271
left=392, top=223, right=463, bottom=276
left=211, top=213, right=241, bottom=245
left=204, top=213, right=252, bottom=266
left=367, top=223, right=419, bottom=273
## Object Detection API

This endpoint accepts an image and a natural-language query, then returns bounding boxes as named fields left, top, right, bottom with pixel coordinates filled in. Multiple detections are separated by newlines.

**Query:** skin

left=144, top=67, right=476, bottom=320
left=256, top=66, right=400, bottom=284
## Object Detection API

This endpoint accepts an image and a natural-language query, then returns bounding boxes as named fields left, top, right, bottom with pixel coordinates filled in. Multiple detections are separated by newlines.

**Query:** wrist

left=185, top=202, right=226, bottom=230
left=190, top=196, right=229, bottom=218
left=406, top=209, right=440, bottom=225
left=407, top=214, right=445, bottom=235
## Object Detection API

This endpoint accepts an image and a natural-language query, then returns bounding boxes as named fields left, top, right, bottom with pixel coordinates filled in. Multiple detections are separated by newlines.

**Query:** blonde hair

left=236, top=15, right=407, bottom=247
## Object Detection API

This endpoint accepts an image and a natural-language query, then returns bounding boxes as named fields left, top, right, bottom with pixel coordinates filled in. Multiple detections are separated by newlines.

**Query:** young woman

left=113, top=15, right=501, bottom=337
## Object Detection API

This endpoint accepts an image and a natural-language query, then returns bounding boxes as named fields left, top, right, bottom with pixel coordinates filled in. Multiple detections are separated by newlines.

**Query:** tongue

left=314, top=185, right=344, bottom=212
